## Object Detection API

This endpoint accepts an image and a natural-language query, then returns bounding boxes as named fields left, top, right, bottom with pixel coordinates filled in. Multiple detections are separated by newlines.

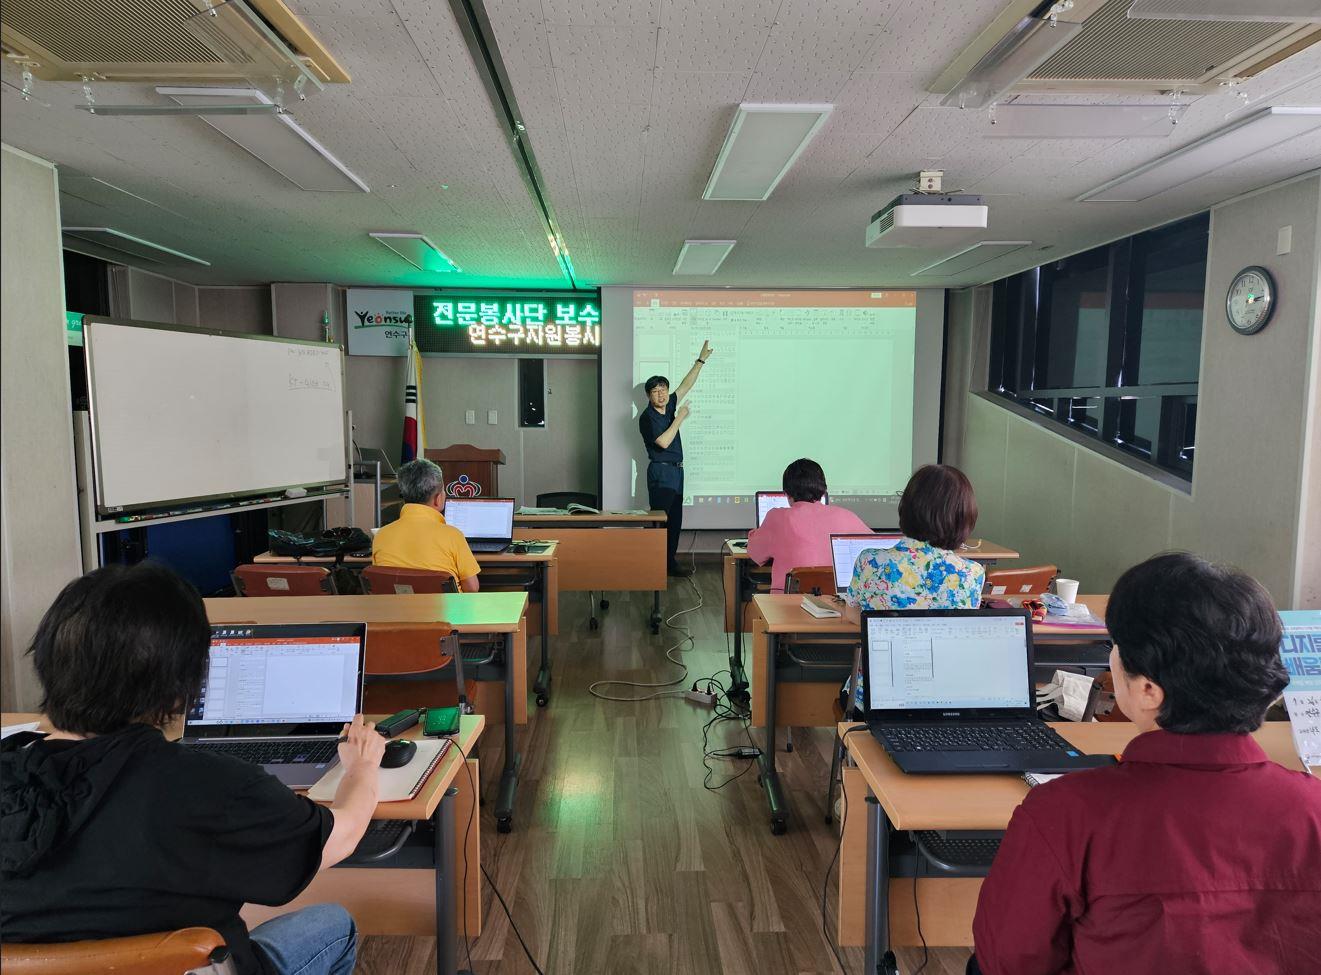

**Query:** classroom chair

left=362, top=623, right=472, bottom=716
left=784, top=565, right=835, bottom=596
left=231, top=564, right=336, bottom=597
left=984, top=564, right=1059, bottom=598
left=779, top=566, right=856, bottom=754
left=361, top=565, right=457, bottom=594
left=1, top=928, right=237, bottom=975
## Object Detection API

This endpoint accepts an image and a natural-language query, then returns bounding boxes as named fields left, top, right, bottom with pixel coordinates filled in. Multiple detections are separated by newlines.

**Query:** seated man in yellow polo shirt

left=372, top=459, right=480, bottom=591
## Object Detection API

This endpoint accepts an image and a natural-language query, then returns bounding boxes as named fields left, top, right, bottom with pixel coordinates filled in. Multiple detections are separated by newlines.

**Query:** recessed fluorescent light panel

left=369, top=233, right=460, bottom=273
left=940, top=15, right=1082, bottom=110
left=1079, top=106, right=1321, bottom=202
left=157, top=87, right=368, bottom=192
left=913, top=241, right=1032, bottom=277
left=62, top=228, right=210, bottom=266
left=673, top=240, right=736, bottom=275
left=1127, top=0, right=1321, bottom=22
left=703, top=104, right=832, bottom=201
left=986, top=103, right=1183, bottom=138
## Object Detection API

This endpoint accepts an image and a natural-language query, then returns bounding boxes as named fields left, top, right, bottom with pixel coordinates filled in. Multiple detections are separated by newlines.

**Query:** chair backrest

left=1, top=928, right=236, bottom=975
left=363, top=623, right=466, bottom=715
left=785, top=566, right=835, bottom=596
left=361, top=565, right=457, bottom=595
left=232, top=564, right=336, bottom=597
left=984, top=564, right=1058, bottom=598
left=535, top=491, right=597, bottom=509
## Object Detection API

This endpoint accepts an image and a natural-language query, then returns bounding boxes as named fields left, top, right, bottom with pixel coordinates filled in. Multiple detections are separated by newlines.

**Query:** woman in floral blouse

left=844, top=464, right=985, bottom=710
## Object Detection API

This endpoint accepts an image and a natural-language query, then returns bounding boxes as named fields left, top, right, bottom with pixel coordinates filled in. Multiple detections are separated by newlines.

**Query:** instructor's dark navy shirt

left=639, top=393, right=682, bottom=463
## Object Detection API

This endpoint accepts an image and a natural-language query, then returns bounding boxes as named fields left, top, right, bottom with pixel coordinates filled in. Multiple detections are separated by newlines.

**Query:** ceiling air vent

left=1024, top=0, right=1320, bottom=93
left=0, top=0, right=347, bottom=85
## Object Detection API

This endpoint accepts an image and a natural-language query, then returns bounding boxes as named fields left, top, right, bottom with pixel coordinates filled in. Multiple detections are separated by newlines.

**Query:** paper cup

left=1055, top=578, right=1079, bottom=603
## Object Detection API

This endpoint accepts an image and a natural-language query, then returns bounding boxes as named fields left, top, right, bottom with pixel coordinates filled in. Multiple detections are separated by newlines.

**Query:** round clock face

left=1226, top=266, right=1276, bottom=335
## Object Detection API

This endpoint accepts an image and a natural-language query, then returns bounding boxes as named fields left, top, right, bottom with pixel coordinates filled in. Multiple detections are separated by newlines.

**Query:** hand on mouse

left=338, top=714, right=385, bottom=774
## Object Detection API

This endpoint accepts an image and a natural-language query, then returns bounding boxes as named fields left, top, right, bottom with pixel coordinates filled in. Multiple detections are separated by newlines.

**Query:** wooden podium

left=426, top=444, right=507, bottom=498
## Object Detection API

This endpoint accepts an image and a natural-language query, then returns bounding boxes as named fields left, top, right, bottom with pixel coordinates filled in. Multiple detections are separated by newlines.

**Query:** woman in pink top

left=746, top=458, right=872, bottom=593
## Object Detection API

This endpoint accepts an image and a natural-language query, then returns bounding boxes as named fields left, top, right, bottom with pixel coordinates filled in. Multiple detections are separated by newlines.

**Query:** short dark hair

left=29, top=562, right=211, bottom=735
left=783, top=458, right=827, bottom=503
left=898, top=464, right=978, bottom=550
left=644, top=375, right=670, bottom=394
left=1106, top=553, right=1286, bottom=734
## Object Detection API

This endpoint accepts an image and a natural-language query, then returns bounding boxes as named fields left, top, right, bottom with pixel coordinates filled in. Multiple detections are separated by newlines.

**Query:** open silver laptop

left=445, top=497, right=516, bottom=553
left=754, top=490, right=829, bottom=528
left=183, top=623, right=366, bottom=789
left=829, top=532, right=902, bottom=593
left=357, top=446, right=397, bottom=477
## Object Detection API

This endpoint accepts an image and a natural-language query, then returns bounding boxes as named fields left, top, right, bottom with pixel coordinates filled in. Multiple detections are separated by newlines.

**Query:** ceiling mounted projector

left=866, top=193, right=988, bottom=248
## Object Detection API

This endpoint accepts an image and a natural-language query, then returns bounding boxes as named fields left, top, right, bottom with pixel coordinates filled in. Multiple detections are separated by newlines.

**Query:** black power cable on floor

left=821, top=726, right=872, bottom=975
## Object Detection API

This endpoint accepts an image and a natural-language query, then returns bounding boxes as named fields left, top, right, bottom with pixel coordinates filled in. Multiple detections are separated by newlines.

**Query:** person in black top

left=639, top=340, right=712, bottom=576
left=0, top=562, right=386, bottom=975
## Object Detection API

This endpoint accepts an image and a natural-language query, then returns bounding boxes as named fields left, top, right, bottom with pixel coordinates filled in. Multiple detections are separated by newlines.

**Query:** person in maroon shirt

left=971, top=552, right=1321, bottom=975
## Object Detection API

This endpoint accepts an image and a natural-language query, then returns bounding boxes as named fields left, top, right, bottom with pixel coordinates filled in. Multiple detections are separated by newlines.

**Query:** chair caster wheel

left=600, top=599, right=610, bottom=610
left=497, top=816, right=512, bottom=834
left=536, top=695, right=548, bottom=707
left=770, top=819, right=787, bottom=836
left=881, top=950, right=899, bottom=975
left=785, top=741, right=794, bottom=753
left=589, top=617, right=599, bottom=631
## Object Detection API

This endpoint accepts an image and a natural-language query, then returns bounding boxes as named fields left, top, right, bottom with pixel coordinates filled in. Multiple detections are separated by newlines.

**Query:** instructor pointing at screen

left=639, top=340, right=712, bottom=578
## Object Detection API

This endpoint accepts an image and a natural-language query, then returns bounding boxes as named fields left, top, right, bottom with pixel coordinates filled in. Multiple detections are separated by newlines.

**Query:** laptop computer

left=830, top=532, right=902, bottom=593
left=861, top=608, right=1115, bottom=774
left=445, top=497, right=516, bottom=553
left=357, top=446, right=397, bottom=477
left=183, top=622, right=366, bottom=789
left=754, top=490, right=829, bottom=528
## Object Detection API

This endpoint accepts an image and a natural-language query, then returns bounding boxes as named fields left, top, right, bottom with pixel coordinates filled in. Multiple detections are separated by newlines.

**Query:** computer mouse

left=380, top=738, right=416, bottom=768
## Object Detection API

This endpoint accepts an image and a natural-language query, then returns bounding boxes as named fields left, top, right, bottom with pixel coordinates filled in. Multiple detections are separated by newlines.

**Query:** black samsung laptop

left=182, top=623, right=366, bottom=789
left=861, top=608, right=1115, bottom=774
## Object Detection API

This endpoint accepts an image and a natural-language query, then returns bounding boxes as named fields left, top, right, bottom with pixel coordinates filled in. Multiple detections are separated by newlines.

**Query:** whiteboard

left=86, top=320, right=347, bottom=512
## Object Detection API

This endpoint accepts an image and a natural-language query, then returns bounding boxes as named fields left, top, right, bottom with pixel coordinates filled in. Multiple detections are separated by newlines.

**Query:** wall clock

left=1226, top=265, right=1276, bottom=335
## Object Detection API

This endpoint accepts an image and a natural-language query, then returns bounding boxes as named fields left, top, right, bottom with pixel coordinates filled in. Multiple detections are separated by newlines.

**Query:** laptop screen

left=755, top=491, right=828, bottom=528
left=863, top=612, right=1032, bottom=713
left=830, top=533, right=902, bottom=592
left=187, top=624, right=364, bottom=732
left=445, top=498, right=515, bottom=540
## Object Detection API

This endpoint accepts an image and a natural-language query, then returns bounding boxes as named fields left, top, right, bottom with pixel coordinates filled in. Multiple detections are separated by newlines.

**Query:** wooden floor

left=356, top=563, right=971, bottom=975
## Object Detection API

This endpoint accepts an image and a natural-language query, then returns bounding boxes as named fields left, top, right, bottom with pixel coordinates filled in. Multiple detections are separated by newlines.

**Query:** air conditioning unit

left=866, top=194, right=988, bottom=248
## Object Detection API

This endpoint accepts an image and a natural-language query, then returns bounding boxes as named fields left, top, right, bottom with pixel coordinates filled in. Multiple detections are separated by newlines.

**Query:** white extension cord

left=587, top=540, right=704, bottom=703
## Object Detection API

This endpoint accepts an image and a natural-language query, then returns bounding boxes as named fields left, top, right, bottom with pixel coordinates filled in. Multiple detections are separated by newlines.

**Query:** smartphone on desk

left=423, top=706, right=461, bottom=737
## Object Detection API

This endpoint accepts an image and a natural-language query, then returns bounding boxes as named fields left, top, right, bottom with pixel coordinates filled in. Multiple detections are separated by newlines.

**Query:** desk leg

left=650, top=588, right=662, bottom=635
left=435, top=787, right=471, bottom=975
left=757, top=633, right=788, bottom=835
left=730, top=563, right=749, bottom=705
left=496, top=633, right=520, bottom=833
left=864, top=795, right=895, bottom=975
left=533, top=563, right=551, bottom=707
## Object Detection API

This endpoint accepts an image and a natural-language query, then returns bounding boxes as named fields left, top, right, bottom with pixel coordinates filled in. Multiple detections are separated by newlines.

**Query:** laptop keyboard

left=880, top=723, right=1070, bottom=753
left=468, top=541, right=509, bottom=552
left=188, top=739, right=338, bottom=766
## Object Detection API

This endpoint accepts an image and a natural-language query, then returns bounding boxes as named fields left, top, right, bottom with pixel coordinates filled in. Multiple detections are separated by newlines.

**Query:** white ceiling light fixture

left=913, top=241, right=1033, bottom=277
left=985, top=102, right=1183, bottom=138
left=369, top=233, right=460, bottom=273
left=1126, top=1, right=1321, bottom=23
left=157, top=87, right=368, bottom=192
left=673, top=240, right=736, bottom=275
left=939, top=8, right=1085, bottom=110
left=702, top=104, right=833, bottom=201
left=62, top=227, right=211, bottom=266
left=1079, top=106, right=1321, bottom=202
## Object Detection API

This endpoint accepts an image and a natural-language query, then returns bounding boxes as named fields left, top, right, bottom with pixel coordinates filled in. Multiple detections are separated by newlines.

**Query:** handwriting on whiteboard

left=288, top=374, right=334, bottom=392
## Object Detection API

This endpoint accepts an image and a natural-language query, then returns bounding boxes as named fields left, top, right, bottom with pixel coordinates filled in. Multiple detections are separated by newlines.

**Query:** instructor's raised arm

left=653, top=402, right=690, bottom=450
left=675, top=340, right=713, bottom=402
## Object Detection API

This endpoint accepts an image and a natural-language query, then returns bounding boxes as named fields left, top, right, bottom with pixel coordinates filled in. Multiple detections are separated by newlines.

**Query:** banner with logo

left=346, top=289, right=414, bottom=356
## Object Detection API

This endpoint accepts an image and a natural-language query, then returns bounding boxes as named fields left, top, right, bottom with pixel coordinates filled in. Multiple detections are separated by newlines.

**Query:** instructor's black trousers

left=647, top=461, right=683, bottom=569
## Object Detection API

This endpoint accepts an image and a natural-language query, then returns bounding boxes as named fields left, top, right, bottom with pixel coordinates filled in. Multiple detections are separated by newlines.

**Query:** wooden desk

left=748, top=594, right=1111, bottom=835
left=0, top=712, right=484, bottom=975
left=837, top=721, right=1310, bottom=971
left=253, top=544, right=560, bottom=707
left=722, top=538, right=1022, bottom=701
left=205, top=593, right=529, bottom=833
left=514, top=510, right=667, bottom=633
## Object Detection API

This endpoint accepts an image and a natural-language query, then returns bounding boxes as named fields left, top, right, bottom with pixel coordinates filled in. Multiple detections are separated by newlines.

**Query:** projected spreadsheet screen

left=632, top=290, right=917, bottom=506
left=192, top=637, right=360, bottom=725
left=865, top=615, right=1030, bottom=711
left=445, top=499, right=515, bottom=539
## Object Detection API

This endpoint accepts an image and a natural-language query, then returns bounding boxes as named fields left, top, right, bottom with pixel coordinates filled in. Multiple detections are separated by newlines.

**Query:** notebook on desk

left=309, top=737, right=451, bottom=802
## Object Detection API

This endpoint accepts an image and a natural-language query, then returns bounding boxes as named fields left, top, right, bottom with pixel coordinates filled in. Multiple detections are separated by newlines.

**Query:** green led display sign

left=413, top=292, right=601, bottom=355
